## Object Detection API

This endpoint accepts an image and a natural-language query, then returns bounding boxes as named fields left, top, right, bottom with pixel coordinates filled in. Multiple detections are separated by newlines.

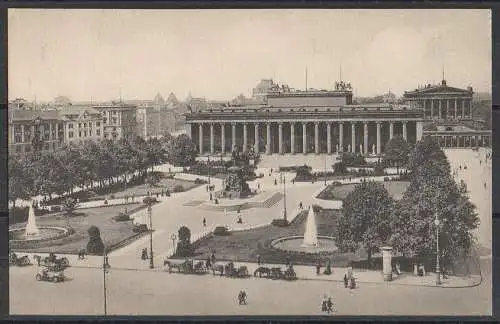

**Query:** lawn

left=316, top=181, right=410, bottom=201
left=191, top=207, right=370, bottom=267
left=92, top=175, right=199, bottom=200
left=10, top=203, right=149, bottom=254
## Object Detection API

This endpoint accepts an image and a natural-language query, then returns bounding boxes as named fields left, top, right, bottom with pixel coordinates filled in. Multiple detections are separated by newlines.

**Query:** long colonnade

left=421, top=98, right=472, bottom=120
left=190, top=120, right=422, bottom=156
left=429, top=133, right=491, bottom=148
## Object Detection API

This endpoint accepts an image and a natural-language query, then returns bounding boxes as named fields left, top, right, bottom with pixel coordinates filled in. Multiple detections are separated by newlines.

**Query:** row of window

left=12, top=131, right=63, bottom=144
left=68, top=129, right=101, bottom=138
left=13, top=123, right=64, bottom=133
left=68, top=122, right=101, bottom=129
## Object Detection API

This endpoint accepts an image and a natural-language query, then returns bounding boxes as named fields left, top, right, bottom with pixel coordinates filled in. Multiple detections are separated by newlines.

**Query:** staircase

left=257, top=154, right=339, bottom=170
left=260, top=192, right=283, bottom=208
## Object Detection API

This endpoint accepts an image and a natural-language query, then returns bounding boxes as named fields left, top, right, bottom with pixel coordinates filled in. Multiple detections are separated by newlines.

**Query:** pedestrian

left=257, top=254, right=261, bottom=266
left=321, top=295, right=328, bottom=312
left=257, top=183, right=260, bottom=190
left=350, top=276, right=356, bottom=289
left=205, top=256, right=212, bottom=269
left=286, top=256, right=291, bottom=267
left=484, top=182, right=487, bottom=189
left=327, top=297, right=334, bottom=313
left=141, top=248, right=148, bottom=260
left=316, top=260, right=321, bottom=275
left=209, top=192, right=213, bottom=201
left=156, top=192, right=159, bottom=198
left=206, top=185, right=209, bottom=192
left=203, top=217, right=206, bottom=227
left=132, top=193, right=135, bottom=202
left=299, top=201, right=303, bottom=209
left=211, top=251, right=216, bottom=265
left=274, top=179, right=277, bottom=186
left=344, top=274, right=349, bottom=288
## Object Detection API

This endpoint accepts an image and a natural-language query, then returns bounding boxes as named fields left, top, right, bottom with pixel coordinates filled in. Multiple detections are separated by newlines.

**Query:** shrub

left=176, top=226, right=193, bottom=257
left=271, top=219, right=290, bottom=227
left=143, top=196, right=158, bottom=204
left=9, top=206, right=29, bottom=224
left=109, top=194, right=115, bottom=199
left=51, top=205, right=62, bottom=212
left=213, top=226, right=230, bottom=236
left=133, top=224, right=149, bottom=233
left=113, top=212, right=130, bottom=222
left=86, top=225, right=105, bottom=255
left=173, top=184, right=184, bottom=193
left=374, top=164, right=385, bottom=176
left=333, top=162, right=347, bottom=175
left=194, top=178, right=208, bottom=185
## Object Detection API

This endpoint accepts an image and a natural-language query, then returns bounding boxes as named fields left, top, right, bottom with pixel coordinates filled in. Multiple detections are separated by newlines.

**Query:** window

left=84, top=123, right=87, bottom=128
left=113, top=111, right=117, bottom=116
left=58, top=123, right=64, bottom=130
left=96, top=122, right=101, bottom=127
left=112, top=117, right=117, bottom=124
left=14, top=125, right=21, bottom=133
left=103, top=118, right=107, bottom=124
left=96, top=129, right=101, bottom=136
left=79, top=131, right=82, bottom=137
left=79, top=123, right=82, bottom=128
left=14, top=134, right=22, bottom=143
left=69, top=131, right=74, bottom=138
left=16, top=146, right=21, bottom=153
left=68, top=123, right=73, bottom=129
left=44, top=143, right=49, bottom=150
left=113, top=133, right=118, bottom=139
left=44, top=132, right=49, bottom=141
left=113, top=127, right=117, bottom=132
left=89, top=130, right=92, bottom=136
left=84, top=131, right=87, bottom=137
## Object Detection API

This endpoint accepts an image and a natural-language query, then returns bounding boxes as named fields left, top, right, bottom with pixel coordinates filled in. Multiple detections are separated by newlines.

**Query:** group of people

left=321, top=295, right=335, bottom=314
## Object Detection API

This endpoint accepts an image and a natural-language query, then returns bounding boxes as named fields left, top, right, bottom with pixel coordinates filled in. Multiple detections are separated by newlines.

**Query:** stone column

left=402, top=121, right=407, bottom=141
left=376, top=122, right=381, bottom=155
left=461, top=100, right=465, bottom=119
left=314, top=122, right=319, bottom=154
left=290, top=123, right=295, bottom=154
left=351, top=122, right=356, bottom=153
left=231, top=122, right=236, bottom=151
left=389, top=122, right=394, bottom=140
left=49, top=123, right=53, bottom=141
left=266, top=122, right=271, bottom=155
left=338, top=122, right=343, bottom=152
left=363, top=122, right=368, bottom=155
left=439, top=100, right=442, bottom=120
left=278, top=122, right=283, bottom=154
left=21, top=124, right=25, bottom=143
left=221, top=123, right=225, bottom=154
left=243, top=123, right=248, bottom=152
left=185, top=123, right=192, bottom=139
left=431, top=100, right=434, bottom=119
left=302, top=122, right=307, bottom=154
left=454, top=99, right=458, bottom=119
left=210, top=123, right=214, bottom=154
left=254, top=123, right=259, bottom=153
left=382, top=246, right=393, bottom=281
left=416, top=121, right=423, bottom=142
left=198, top=123, right=203, bottom=155
left=326, top=123, right=332, bottom=154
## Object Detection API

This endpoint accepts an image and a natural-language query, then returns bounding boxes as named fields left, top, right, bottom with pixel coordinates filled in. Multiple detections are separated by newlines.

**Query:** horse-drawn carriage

left=255, top=265, right=297, bottom=281
left=211, top=261, right=249, bottom=278
left=34, top=253, right=70, bottom=270
left=9, top=253, right=31, bottom=267
left=164, top=258, right=208, bottom=274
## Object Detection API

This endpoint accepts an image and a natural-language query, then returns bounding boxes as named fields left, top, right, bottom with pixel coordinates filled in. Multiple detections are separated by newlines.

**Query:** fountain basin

left=270, top=235, right=338, bottom=254
left=9, top=226, right=73, bottom=249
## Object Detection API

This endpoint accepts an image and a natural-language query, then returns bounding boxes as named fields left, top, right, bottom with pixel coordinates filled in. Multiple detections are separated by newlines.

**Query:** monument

left=381, top=246, right=393, bottom=281
left=25, top=203, right=40, bottom=236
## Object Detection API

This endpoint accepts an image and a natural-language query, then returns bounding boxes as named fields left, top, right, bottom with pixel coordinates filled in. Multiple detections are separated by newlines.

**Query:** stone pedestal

left=381, top=246, right=393, bottom=281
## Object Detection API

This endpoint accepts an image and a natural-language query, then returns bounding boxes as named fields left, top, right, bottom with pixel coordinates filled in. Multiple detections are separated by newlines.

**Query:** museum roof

left=9, top=109, right=60, bottom=122
left=404, top=80, right=473, bottom=97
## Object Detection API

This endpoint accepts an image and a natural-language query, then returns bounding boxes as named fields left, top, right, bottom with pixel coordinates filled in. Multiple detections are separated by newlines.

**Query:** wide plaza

left=9, top=148, right=492, bottom=316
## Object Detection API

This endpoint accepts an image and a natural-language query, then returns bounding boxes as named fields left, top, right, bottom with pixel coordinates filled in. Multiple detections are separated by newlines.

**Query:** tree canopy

left=382, top=135, right=411, bottom=168
left=337, top=181, right=394, bottom=264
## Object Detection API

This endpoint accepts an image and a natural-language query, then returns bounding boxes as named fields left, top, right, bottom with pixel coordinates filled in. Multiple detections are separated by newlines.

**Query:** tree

left=168, top=134, right=197, bottom=166
left=390, top=138, right=479, bottom=270
left=337, top=181, right=394, bottom=266
left=340, top=152, right=366, bottom=167
left=382, top=136, right=411, bottom=172
left=8, top=156, right=33, bottom=208
left=87, top=225, right=105, bottom=255
left=176, top=226, right=193, bottom=257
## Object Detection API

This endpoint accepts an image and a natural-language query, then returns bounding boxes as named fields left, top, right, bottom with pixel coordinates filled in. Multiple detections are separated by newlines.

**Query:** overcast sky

left=8, top=9, right=491, bottom=102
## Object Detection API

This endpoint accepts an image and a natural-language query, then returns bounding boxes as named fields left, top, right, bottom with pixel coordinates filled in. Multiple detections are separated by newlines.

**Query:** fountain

left=25, top=203, right=40, bottom=236
left=270, top=206, right=337, bottom=254
left=9, top=202, right=73, bottom=249
left=301, top=207, right=318, bottom=247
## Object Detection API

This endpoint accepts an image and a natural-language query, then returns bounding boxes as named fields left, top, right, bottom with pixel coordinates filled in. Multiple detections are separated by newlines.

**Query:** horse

left=164, top=259, right=193, bottom=274
left=253, top=266, right=271, bottom=278
left=212, top=261, right=228, bottom=276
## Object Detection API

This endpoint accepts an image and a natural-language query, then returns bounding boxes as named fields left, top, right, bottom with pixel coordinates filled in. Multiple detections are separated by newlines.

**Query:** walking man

left=203, top=217, right=207, bottom=227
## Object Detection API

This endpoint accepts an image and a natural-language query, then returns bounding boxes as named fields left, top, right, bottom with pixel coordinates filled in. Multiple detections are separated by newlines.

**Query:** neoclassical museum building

left=184, top=79, right=490, bottom=156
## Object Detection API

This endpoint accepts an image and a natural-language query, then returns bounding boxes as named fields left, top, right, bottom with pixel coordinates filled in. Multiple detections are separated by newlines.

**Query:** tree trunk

left=367, top=245, right=372, bottom=269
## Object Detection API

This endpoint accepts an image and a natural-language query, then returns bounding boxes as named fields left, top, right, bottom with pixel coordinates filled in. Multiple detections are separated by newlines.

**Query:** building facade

left=58, top=106, right=104, bottom=144
left=185, top=80, right=424, bottom=156
left=403, top=79, right=491, bottom=148
left=93, top=103, right=137, bottom=140
left=8, top=110, right=65, bottom=155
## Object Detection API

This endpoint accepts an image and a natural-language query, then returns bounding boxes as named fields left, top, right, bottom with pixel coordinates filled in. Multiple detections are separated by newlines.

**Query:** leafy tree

left=87, top=225, right=105, bottom=255
left=337, top=181, right=394, bottom=265
left=340, top=152, right=366, bottom=166
left=168, top=134, right=197, bottom=166
left=176, top=226, right=193, bottom=257
left=295, top=165, right=313, bottom=181
left=382, top=136, right=411, bottom=172
left=8, top=156, right=33, bottom=208
left=390, top=138, right=479, bottom=270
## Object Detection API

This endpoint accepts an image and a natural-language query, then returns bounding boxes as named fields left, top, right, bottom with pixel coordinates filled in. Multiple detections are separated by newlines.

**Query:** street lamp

left=144, top=196, right=155, bottom=269
left=171, top=233, right=177, bottom=256
left=324, top=154, right=327, bottom=186
left=102, top=251, right=111, bottom=316
left=282, top=172, right=287, bottom=222
left=207, top=155, right=211, bottom=185
left=434, top=213, right=441, bottom=286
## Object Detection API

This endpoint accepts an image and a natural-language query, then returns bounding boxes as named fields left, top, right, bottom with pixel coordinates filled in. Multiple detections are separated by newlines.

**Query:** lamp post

left=324, top=154, right=327, bottom=186
left=145, top=196, right=154, bottom=269
left=282, top=172, right=287, bottom=222
left=207, top=155, right=211, bottom=185
left=171, top=233, right=177, bottom=256
left=434, top=213, right=441, bottom=285
left=102, top=251, right=111, bottom=316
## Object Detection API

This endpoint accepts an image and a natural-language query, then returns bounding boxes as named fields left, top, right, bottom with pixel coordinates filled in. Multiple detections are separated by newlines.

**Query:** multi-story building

left=93, top=102, right=137, bottom=140
left=185, top=79, right=424, bottom=156
left=8, top=110, right=65, bottom=155
left=57, top=106, right=104, bottom=144
left=403, top=79, right=491, bottom=148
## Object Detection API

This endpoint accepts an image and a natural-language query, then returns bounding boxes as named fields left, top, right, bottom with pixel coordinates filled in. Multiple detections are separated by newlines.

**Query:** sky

left=8, top=9, right=491, bottom=102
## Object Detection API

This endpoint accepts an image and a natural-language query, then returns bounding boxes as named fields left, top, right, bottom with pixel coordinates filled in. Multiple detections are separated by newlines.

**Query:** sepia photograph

left=7, top=8, right=492, bottom=316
